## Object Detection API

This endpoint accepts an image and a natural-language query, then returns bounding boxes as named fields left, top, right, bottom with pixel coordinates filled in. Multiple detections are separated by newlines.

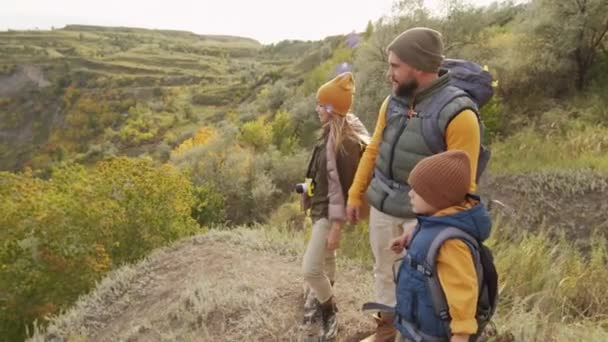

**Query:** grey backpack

left=425, top=227, right=499, bottom=341
left=421, top=59, right=494, bottom=182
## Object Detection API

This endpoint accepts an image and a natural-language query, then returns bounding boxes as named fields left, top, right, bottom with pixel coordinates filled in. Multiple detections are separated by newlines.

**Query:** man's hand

left=327, top=221, right=343, bottom=251
left=389, top=221, right=417, bottom=254
left=346, top=205, right=360, bottom=224
left=450, top=334, right=470, bottom=342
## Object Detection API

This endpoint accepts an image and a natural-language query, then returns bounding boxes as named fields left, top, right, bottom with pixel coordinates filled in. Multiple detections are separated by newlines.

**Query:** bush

left=268, top=198, right=306, bottom=230
left=270, top=110, right=299, bottom=154
left=250, top=171, right=280, bottom=221
left=191, top=184, right=226, bottom=226
left=480, top=94, right=504, bottom=141
left=0, top=158, right=199, bottom=340
left=267, top=81, right=289, bottom=111
left=239, top=118, right=272, bottom=151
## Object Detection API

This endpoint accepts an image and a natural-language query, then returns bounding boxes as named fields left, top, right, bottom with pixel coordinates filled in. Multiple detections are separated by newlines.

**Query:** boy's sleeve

left=445, top=109, right=480, bottom=193
left=347, top=96, right=389, bottom=207
left=436, top=239, right=479, bottom=335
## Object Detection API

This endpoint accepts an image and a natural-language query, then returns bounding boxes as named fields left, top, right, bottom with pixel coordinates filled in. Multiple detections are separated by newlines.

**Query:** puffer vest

left=366, top=72, right=476, bottom=218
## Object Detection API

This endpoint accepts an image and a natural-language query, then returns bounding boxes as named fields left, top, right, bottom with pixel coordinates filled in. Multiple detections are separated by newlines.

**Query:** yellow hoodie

left=434, top=200, right=479, bottom=335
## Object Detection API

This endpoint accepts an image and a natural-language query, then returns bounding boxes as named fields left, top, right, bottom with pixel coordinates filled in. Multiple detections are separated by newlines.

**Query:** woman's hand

left=327, top=221, right=343, bottom=251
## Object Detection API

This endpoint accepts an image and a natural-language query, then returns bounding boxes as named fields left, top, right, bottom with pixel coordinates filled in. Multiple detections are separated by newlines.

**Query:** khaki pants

left=369, top=207, right=414, bottom=306
left=302, top=218, right=337, bottom=303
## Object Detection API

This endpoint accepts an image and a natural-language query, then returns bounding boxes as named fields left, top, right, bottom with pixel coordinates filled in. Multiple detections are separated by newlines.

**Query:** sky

left=1, top=0, right=498, bottom=44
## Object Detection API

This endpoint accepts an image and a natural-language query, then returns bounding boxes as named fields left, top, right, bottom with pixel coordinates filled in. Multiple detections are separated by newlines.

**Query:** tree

left=270, top=110, right=298, bottom=154
left=364, top=20, right=375, bottom=39
left=267, top=80, right=289, bottom=111
left=239, top=118, right=272, bottom=151
left=523, top=0, right=608, bottom=90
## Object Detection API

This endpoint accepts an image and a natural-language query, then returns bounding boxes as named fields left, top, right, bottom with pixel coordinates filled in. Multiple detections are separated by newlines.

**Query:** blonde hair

left=323, top=113, right=369, bottom=154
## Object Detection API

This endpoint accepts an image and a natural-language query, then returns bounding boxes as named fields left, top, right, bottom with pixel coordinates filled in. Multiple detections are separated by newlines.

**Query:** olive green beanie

left=387, top=27, right=444, bottom=73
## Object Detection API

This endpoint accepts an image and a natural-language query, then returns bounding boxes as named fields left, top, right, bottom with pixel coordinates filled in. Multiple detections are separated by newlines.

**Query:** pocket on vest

left=395, top=288, right=416, bottom=324
left=365, top=177, right=385, bottom=209
left=382, top=185, right=415, bottom=218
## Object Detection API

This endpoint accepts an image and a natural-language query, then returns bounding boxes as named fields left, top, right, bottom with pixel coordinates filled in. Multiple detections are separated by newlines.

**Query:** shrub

left=0, top=158, right=199, bottom=340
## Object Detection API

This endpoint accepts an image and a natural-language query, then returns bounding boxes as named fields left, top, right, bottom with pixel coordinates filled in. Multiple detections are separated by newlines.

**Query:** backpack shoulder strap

left=420, top=86, right=479, bottom=154
left=425, top=227, right=483, bottom=336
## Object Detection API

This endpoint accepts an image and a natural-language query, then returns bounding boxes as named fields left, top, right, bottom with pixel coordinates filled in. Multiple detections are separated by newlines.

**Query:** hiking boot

left=359, top=312, right=396, bottom=342
left=320, top=297, right=338, bottom=340
left=303, top=288, right=321, bottom=324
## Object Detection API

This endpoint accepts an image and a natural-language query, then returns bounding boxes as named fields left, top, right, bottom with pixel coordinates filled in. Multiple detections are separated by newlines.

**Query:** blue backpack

left=421, top=59, right=494, bottom=182
left=363, top=227, right=499, bottom=341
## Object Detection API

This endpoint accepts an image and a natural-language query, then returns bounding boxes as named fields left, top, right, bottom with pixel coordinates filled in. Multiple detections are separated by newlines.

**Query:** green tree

left=521, top=0, right=608, bottom=90
left=271, top=110, right=298, bottom=154
left=364, top=20, right=375, bottom=39
left=239, top=118, right=272, bottom=151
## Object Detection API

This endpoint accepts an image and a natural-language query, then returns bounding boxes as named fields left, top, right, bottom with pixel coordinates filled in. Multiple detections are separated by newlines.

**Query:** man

left=347, top=27, right=481, bottom=341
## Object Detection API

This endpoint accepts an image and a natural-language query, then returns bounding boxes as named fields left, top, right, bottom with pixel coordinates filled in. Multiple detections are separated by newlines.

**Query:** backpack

left=420, top=59, right=494, bottom=182
left=425, top=227, right=499, bottom=341
left=362, top=226, right=498, bottom=341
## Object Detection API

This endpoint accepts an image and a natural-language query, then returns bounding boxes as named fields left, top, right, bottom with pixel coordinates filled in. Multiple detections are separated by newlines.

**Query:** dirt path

left=34, top=230, right=375, bottom=342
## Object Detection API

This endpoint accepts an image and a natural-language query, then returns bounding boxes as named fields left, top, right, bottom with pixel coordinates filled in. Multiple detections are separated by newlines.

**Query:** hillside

left=0, top=25, right=340, bottom=171
left=28, top=229, right=376, bottom=342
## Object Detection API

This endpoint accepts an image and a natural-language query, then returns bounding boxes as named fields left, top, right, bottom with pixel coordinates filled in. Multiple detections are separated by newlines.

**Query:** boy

left=390, top=150, right=492, bottom=342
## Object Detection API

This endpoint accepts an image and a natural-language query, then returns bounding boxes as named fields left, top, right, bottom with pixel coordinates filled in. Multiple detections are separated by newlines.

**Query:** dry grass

left=489, top=120, right=608, bottom=174
left=487, top=216, right=608, bottom=341
left=29, top=226, right=375, bottom=342
left=481, top=169, right=608, bottom=247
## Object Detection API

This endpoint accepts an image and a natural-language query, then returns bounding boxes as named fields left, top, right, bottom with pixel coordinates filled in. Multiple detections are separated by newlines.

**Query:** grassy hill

left=0, top=25, right=342, bottom=171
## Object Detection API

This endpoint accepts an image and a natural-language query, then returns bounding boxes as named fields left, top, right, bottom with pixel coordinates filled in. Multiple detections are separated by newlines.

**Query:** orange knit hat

left=316, top=72, right=355, bottom=116
left=408, top=150, right=471, bottom=210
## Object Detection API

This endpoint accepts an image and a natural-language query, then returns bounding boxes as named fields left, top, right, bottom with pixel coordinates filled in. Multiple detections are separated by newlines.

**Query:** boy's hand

left=390, top=221, right=417, bottom=254
left=450, top=334, right=470, bottom=342
left=390, top=235, right=407, bottom=254
left=327, top=221, right=343, bottom=251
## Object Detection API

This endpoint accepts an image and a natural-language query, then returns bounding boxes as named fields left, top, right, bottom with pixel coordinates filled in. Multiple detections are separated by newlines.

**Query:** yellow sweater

left=435, top=202, right=479, bottom=335
left=347, top=96, right=480, bottom=207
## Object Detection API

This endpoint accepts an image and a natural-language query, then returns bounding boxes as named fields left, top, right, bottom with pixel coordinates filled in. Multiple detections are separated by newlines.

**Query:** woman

left=301, top=72, right=370, bottom=340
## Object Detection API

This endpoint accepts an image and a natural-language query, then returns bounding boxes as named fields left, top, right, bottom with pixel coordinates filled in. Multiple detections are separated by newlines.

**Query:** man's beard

left=395, top=78, right=418, bottom=98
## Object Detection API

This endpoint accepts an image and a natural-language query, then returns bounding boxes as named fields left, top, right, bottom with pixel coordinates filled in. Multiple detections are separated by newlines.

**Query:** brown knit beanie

left=408, top=150, right=471, bottom=210
left=387, top=27, right=444, bottom=73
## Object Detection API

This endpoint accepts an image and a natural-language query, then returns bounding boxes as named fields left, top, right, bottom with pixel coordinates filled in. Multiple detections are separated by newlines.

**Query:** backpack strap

left=418, top=86, right=491, bottom=182
left=425, top=227, right=483, bottom=337
left=419, top=87, right=479, bottom=155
